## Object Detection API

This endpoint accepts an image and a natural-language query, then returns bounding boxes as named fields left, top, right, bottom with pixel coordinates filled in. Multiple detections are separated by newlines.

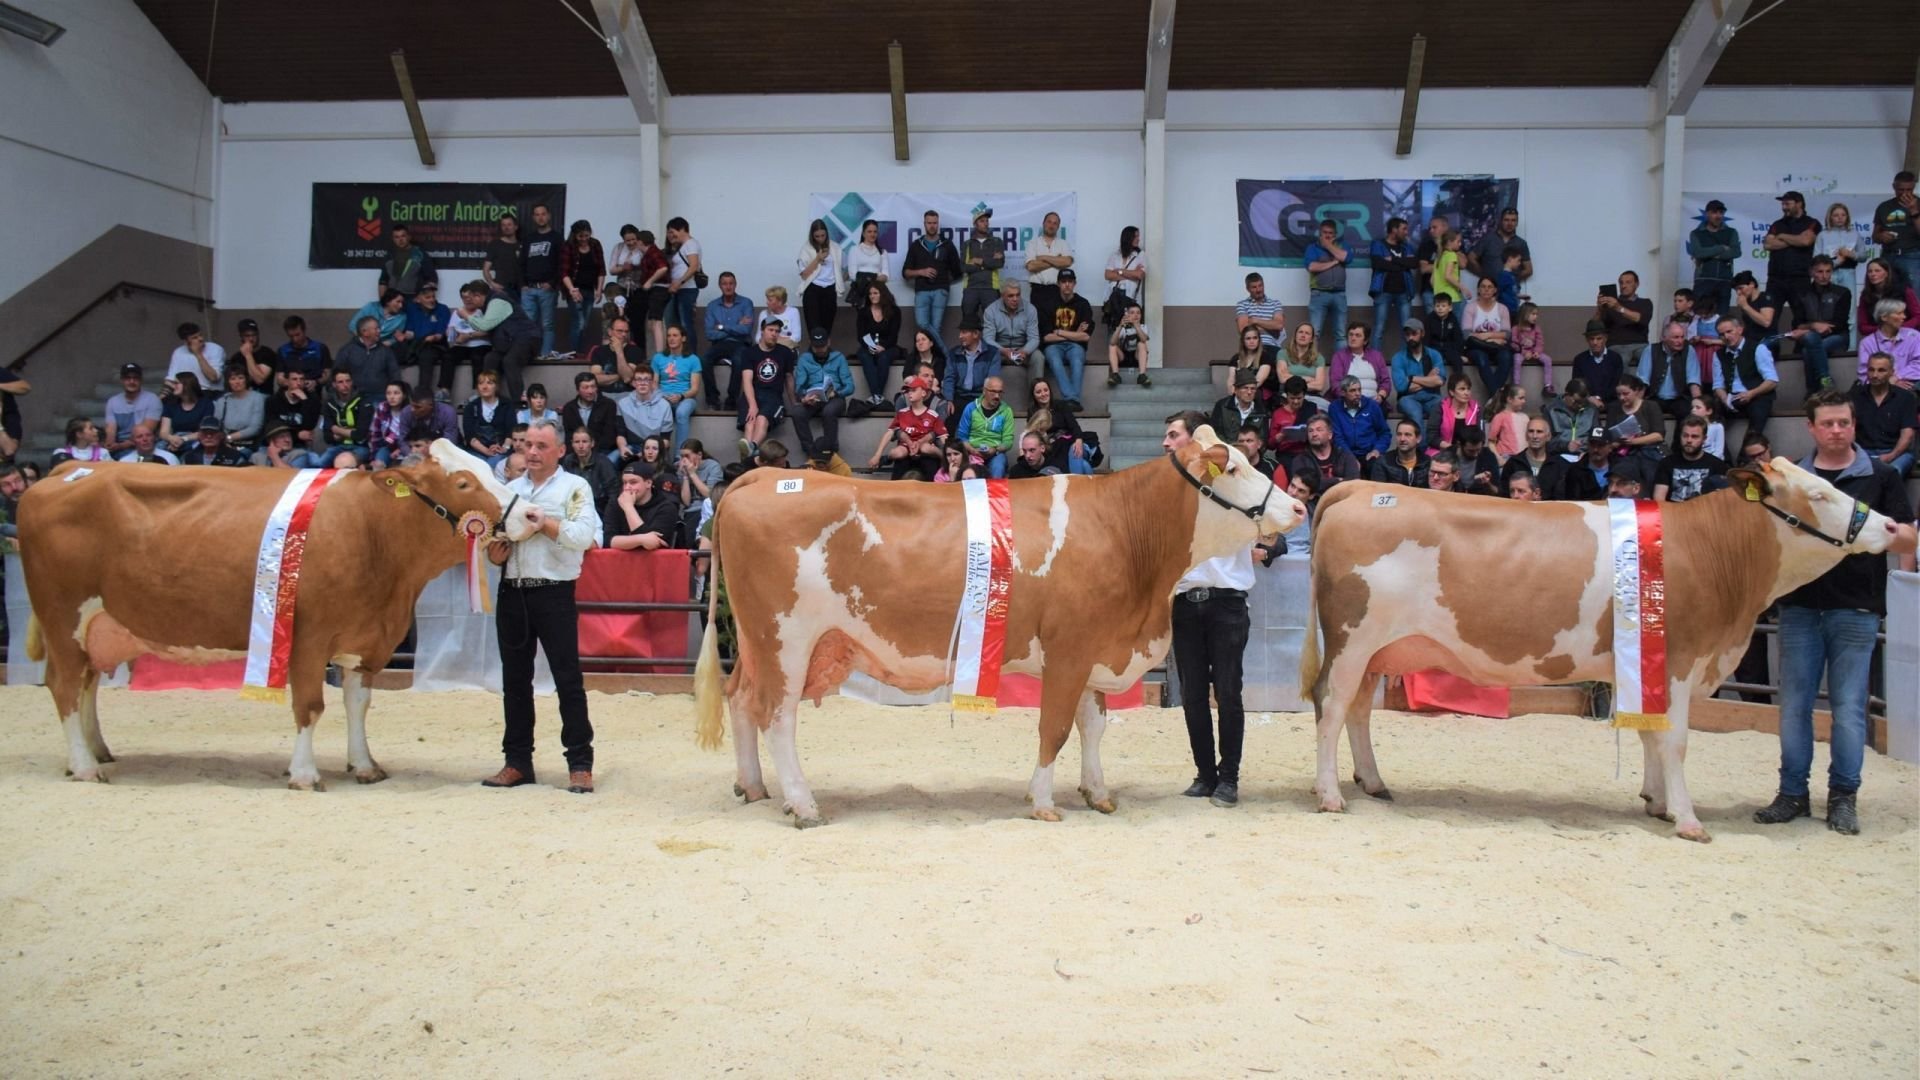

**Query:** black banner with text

left=308, top=182, right=567, bottom=269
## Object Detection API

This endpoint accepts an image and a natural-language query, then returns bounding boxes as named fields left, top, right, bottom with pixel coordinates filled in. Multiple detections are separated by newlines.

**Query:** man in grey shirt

left=983, top=283, right=1041, bottom=375
left=958, top=207, right=1005, bottom=325
left=1468, top=207, right=1531, bottom=287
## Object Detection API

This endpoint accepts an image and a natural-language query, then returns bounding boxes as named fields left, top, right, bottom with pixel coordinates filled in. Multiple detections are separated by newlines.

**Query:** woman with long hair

left=844, top=218, right=888, bottom=302
left=159, top=371, right=214, bottom=453
left=1814, top=202, right=1865, bottom=299
left=856, top=282, right=902, bottom=405
left=907, top=327, right=949, bottom=389
left=1025, top=376, right=1093, bottom=474
left=796, top=217, right=841, bottom=337
left=1102, top=226, right=1146, bottom=332
left=1279, top=322, right=1328, bottom=398
left=1231, top=324, right=1276, bottom=395
left=560, top=219, right=605, bottom=357
left=1856, top=256, right=1920, bottom=336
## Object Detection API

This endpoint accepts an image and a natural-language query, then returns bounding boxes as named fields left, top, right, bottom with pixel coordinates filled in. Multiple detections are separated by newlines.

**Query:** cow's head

left=1173, top=424, right=1305, bottom=544
left=381, top=438, right=542, bottom=542
left=1730, top=456, right=1908, bottom=587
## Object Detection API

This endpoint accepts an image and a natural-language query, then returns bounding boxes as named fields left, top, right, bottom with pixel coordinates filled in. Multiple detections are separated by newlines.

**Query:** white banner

left=808, top=191, right=1078, bottom=287
left=1679, top=189, right=1881, bottom=285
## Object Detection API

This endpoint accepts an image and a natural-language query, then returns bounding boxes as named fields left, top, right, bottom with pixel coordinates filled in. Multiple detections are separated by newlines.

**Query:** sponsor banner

left=808, top=191, right=1077, bottom=285
left=1679, top=189, right=1880, bottom=284
left=1236, top=177, right=1520, bottom=268
left=309, top=182, right=567, bottom=269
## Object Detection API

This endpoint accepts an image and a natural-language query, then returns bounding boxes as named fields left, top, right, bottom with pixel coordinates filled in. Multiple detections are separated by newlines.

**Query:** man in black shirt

left=1850, top=352, right=1917, bottom=477
left=1563, top=426, right=1618, bottom=501
left=1288, top=415, right=1360, bottom=489
left=1498, top=417, right=1568, bottom=500
left=1651, top=416, right=1727, bottom=502
left=1369, top=417, right=1428, bottom=487
left=181, top=417, right=249, bottom=467
left=483, top=211, right=525, bottom=302
left=1785, top=255, right=1852, bottom=392
left=266, top=369, right=323, bottom=463
left=1006, top=430, right=1058, bottom=479
left=1039, top=269, right=1095, bottom=410
left=1762, top=191, right=1819, bottom=326
left=1754, top=389, right=1916, bottom=835
left=603, top=462, right=681, bottom=550
left=740, top=318, right=797, bottom=461
left=561, top=371, right=620, bottom=460
left=1596, top=270, right=1655, bottom=367
left=521, top=203, right=563, bottom=358
left=589, top=315, right=645, bottom=396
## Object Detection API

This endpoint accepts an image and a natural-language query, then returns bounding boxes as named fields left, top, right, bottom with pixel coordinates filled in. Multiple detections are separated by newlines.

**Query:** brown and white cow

left=693, top=426, right=1303, bottom=827
left=1300, top=457, right=1905, bottom=842
left=18, top=441, right=537, bottom=788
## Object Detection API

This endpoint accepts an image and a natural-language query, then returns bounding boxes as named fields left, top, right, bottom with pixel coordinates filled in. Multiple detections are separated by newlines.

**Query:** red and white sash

left=1607, top=498, right=1670, bottom=731
left=242, top=469, right=347, bottom=701
left=949, top=478, right=1014, bottom=712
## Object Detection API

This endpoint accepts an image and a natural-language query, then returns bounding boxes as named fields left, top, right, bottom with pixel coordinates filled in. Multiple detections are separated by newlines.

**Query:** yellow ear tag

left=1743, top=482, right=1760, bottom=502
left=1206, top=462, right=1223, bottom=480
left=391, top=481, right=412, bottom=499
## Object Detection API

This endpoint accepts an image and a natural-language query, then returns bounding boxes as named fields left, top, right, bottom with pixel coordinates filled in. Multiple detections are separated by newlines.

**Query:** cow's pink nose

left=1289, top=499, right=1307, bottom=520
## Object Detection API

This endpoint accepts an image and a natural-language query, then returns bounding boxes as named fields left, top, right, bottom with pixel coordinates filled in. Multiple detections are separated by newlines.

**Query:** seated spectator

left=1571, top=320, right=1624, bottom=408
left=499, top=450, right=528, bottom=482
left=251, top=424, right=306, bottom=469
left=1454, top=426, right=1501, bottom=494
left=1038, top=270, right=1093, bottom=410
left=1461, top=278, right=1513, bottom=399
left=103, top=363, right=162, bottom=455
left=1605, top=374, right=1667, bottom=464
left=1230, top=325, right=1277, bottom=396
left=116, top=419, right=179, bottom=465
left=1851, top=352, right=1917, bottom=476
left=792, top=326, right=854, bottom=465
left=1425, top=450, right=1462, bottom=493
left=1545, top=377, right=1599, bottom=455
left=634, top=435, right=680, bottom=501
left=1652, top=415, right=1729, bottom=502
left=956, top=376, right=1017, bottom=478
left=181, top=416, right=248, bottom=467
left=1484, top=384, right=1528, bottom=462
left=320, top=368, right=371, bottom=464
left=402, top=432, right=434, bottom=467
left=1857, top=299, right=1919, bottom=387
left=1329, top=323, right=1391, bottom=405
left=400, top=283, right=453, bottom=396
left=1421, top=292, right=1464, bottom=375
left=856, top=282, right=905, bottom=407
left=350, top=289, right=409, bottom=348
left=750, top=439, right=792, bottom=471
left=233, top=318, right=277, bottom=393
left=1026, top=377, right=1094, bottom=476
left=614, top=367, right=674, bottom=463
left=562, top=370, right=621, bottom=462
left=1512, top=303, right=1553, bottom=396
left=517, top=383, right=556, bottom=427
left=1327, top=374, right=1390, bottom=465
left=1638, top=319, right=1700, bottom=424
left=933, top=440, right=980, bottom=484
left=604, top=462, right=681, bottom=551
left=463, top=371, right=516, bottom=466
left=167, top=322, right=226, bottom=396
left=1596, top=270, right=1654, bottom=366
left=278, top=315, right=332, bottom=385
left=1506, top=471, right=1541, bottom=501
left=1369, top=418, right=1428, bottom=487
left=868, top=375, right=946, bottom=480
left=1289, top=414, right=1360, bottom=489
left=905, top=329, right=950, bottom=397
left=1276, top=323, right=1328, bottom=400
left=213, top=366, right=266, bottom=449
left=590, top=315, right=645, bottom=396
left=1426, top=372, right=1481, bottom=453
left=761, top=286, right=802, bottom=349
left=1708, top=314, right=1779, bottom=438
left=266, top=369, right=322, bottom=461
left=440, top=295, right=492, bottom=401
left=1235, top=271, right=1286, bottom=350
left=983, top=282, right=1041, bottom=376
left=336, top=315, right=402, bottom=406
left=1690, top=394, right=1727, bottom=459
left=1006, top=430, right=1058, bottom=478
left=702, top=272, right=757, bottom=410
left=896, top=359, right=953, bottom=422
left=1564, top=426, right=1621, bottom=500
left=946, top=319, right=1003, bottom=415
left=1234, top=423, right=1280, bottom=479
left=1276, top=470, right=1318, bottom=556
left=563, top=425, right=617, bottom=507
left=677, top=438, right=723, bottom=508
left=1390, top=318, right=1444, bottom=437
left=1266, top=376, right=1319, bottom=459
left=1210, top=368, right=1271, bottom=446
left=405, top=383, right=459, bottom=445
left=1729, top=270, right=1778, bottom=344
left=1785, top=255, right=1852, bottom=392
left=1605, top=465, right=1645, bottom=500
left=1104, top=302, right=1151, bottom=389
left=1856, top=257, right=1920, bottom=338
left=740, top=318, right=797, bottom=461
left=1499, top=417, right=1569, bottom=500
left=368, top=380, right=413, bottom=468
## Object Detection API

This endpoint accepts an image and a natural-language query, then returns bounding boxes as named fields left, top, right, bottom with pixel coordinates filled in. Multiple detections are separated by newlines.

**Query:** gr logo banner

left=310, top=182, right=568, bottom=270
left=1236, top=177, right=1520, bottom=269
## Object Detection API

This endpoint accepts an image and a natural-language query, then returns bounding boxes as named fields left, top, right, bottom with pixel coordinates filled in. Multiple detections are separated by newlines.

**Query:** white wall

left=0, top=0, right=213, bottom=301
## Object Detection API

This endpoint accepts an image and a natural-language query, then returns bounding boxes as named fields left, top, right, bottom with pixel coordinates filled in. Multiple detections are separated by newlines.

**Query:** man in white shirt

left=482, top=418, right=603, bottom=795
left=1163, top=410, right=1256, bottom=809
left=166, top=322, right=227, bottom=396
left=115, top=420, right=179, bottom=465
left=1024, top=211, right=1074, bottom=317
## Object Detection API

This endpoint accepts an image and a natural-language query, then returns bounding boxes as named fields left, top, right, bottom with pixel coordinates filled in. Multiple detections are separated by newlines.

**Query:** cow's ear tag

left=1205, top=462, right=1223, bottom=480
left=386, top=477, right=412, bottom=498
left=1743, top=481, right=1761, bottom=502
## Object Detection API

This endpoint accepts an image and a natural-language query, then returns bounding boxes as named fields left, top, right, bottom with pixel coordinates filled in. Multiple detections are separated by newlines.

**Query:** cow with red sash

left=18, top=441, right=538, bottom=788
left=693, top=426, right=1303, bottom=827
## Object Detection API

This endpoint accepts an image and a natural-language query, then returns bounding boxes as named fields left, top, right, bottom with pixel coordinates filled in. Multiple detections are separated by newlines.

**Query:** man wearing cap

left=251, top=424, right=305, bottom=468
left=604, top=461, right=681, bottom=551
left=791, top=326, right=854, bottom=464
left=1571, top=319, right=1624, bottom=408
left=740, top=317, right=797, bottom=462
left=1210, top=368, right=1272, bottom=448
left=943, top=317, right=1002, bottom=417
left=1764, top=191, right=1820, bottom=326
left=1024, top=210, right=1073, bottom=317
left=1563, top=425, right=1619, bottom=501
left=102, top=363, right=162, bottom=455
left=903, top=210, right=965, bottom=339
left=377, top=223, right=437, bottom=300
left=1389, top=317, right=1444, bottom=437
left=181, top=416, right=249, bottom=467
left=1688, top=199, right=1740, bottom=319
left=1709, top=313, right=1778, bottom=438
left=401, top=281, right=453, bottom=398
left=116, top=420, right=179, bottom=466
left=1040, top=269, right=1094, bottom=410
left=983, top=282, right=1041, bottom=377
left=958, top=207, right=1005, bottom=325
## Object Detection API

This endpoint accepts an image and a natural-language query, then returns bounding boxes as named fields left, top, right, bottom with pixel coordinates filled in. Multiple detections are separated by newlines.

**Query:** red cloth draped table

left=575, top=548, right=692, bottom=674
left=1400, top=670, right=1510, bottom=719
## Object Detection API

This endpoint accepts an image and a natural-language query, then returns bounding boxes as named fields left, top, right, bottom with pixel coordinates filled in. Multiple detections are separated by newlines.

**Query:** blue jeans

left=1044, top=341, right=1087, bottom=402
left=1067, top=453, right=1093, bottom=475
left=1795, top=330, right=1848, bottom=388
left=1775, top=605, right=1878, bottom=798
left=985, top=450, right=1008, bottom=478
left=1308, top=290, right=1348, bottom=345
left=1397, top=388, right=1440, bottom=438
left=1465, top=341, right=1514, bottom=396
left=673, top=288, right=701, bottom=352
left=914, top=289, right=950, bottom=340
left=671, top=396, right=698, bottom=453
left=566, top=294, right=595, bottom=355
left=1864, top=446, right=1915, bottom=477
left=520, top=286, right=557, bottom=357
left=1371, top=293, right=1411, bottom=352
left=1890, top=253, right=1920, bottom=295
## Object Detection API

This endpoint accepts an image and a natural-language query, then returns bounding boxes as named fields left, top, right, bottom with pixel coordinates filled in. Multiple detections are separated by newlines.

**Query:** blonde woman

left=1814, top=202, right=1871, bottom=298
left=1281, top=322, right=1328, bottom=398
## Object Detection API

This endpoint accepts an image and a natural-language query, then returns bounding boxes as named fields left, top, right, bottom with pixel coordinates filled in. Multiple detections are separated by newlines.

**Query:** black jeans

left=484, top=338, right=536, bottom=405
left=403, top=339, right=451, bottom=394
left=1171, top=590, right=1251, bottom=785
left=704, top=339, right=750, bottom=408
left=802, top=283, right=838, bottom=337
left=793, top=396, right=845, bottom=458
left=858, top=346, right=897, bottom=399
left=497, top=580, right=593, bottom=772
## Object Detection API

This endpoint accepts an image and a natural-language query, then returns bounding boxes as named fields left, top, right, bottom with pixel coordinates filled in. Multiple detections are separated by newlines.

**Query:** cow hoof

left=1366, top=787, right=1394, bottom=802
left=98, top=752, right=117, bottom=764
left=1676, top=822, right=1712, bottom=844
left=286, top=778, right=327, bottom=792
left=1316, top=796, right=1347, bottom=814
left=69, top=769, right=108, bottom=784
left=1030, top=806, right=1063, bottom=823
left=790, top=814, right=828, bottom=830
left=1080, top=788, right=1117, bottom=814
left=353, top=765, right=389, bottom=785
left=735, top=783, right=769, bottom=803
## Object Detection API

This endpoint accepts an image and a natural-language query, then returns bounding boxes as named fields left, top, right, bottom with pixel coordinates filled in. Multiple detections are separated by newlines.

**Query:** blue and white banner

left=1679, top=189, right=1881, bottom=284
left=808, top=191, right=1077, bottom=285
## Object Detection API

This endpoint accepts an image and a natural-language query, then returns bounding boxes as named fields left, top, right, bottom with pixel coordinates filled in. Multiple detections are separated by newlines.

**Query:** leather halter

left=1167, top=452, right=1277, bottom=523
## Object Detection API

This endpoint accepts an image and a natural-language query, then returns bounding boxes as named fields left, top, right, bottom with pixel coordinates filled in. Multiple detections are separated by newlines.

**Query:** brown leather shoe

left=566, top=770, right=594, bottom=794
left=480, top=765, right=534, bottom=788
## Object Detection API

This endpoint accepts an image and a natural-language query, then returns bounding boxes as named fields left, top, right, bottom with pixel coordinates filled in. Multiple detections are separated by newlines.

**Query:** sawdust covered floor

left=0, top=685, right=1912, bottom=1077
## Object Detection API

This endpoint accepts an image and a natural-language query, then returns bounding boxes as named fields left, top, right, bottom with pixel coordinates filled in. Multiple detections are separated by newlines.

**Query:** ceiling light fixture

left=0, top=2, right=65, bottom=46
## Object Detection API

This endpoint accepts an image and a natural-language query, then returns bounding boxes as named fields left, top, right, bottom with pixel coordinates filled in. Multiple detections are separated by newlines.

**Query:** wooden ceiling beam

left=1394, top=34, right=1426, bottom=156
left=389, top=50, right=434, bottom=167
left=889, top=40, right=908, bottom=161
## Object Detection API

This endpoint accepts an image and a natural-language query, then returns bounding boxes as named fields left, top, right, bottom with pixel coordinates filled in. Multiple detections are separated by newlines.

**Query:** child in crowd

left=1689, top=394, right=1726, bottom=460
left=1426, top=372, right=1481, bottom=454
left=1688, top=296, right=1722, bottom=375
left=933, top=440, right=978, bottom=483
left=1422, top=292, right=1464, bottom=373
left=1495, top=247, right=1524, bottom=318
left=1510, top=302, right=1552, bottom=396
left=869, top=375, right=947, bottom=480
left=1486, top=384, right=1529, bottom=463
left=1106, top=302, right=1152, bottom=388
left=516, top=383, right=554, bottom=425
left=1431, top=230, right=1464, bottom=303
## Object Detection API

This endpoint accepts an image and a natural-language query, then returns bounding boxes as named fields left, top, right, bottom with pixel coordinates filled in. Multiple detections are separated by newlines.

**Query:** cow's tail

left=693, top=537, right=726, bottom=751
left=25, top=614, right=44, bottom=663
left=1297, top=561, right=1321, bottom=707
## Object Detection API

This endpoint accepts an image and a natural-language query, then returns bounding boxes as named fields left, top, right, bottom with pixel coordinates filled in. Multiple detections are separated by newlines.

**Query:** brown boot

left=480, top=765, right=534, bottom=788
left=567, top=770, right=595, bottom=794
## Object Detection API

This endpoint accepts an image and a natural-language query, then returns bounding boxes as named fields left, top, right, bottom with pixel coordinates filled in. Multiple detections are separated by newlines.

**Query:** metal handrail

left=14, top=282, right=210, bottom=369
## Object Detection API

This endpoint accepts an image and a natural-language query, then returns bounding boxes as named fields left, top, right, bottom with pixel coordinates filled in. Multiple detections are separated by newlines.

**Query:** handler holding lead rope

left=482, top=417, right=602, bottom=794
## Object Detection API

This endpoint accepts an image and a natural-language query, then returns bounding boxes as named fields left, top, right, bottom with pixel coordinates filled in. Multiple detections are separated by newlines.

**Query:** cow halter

left=1168, top=451, right=1276, bottom=523
left=383, top=474, right=519, bottom=539
left=1759, top=496, right=1870, bottom=549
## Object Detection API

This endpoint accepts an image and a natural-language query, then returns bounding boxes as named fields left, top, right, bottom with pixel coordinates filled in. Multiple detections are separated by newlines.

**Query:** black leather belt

left=504, top=577, right=568, bottom=589
left=1179, top=587, right=1245, bottom=603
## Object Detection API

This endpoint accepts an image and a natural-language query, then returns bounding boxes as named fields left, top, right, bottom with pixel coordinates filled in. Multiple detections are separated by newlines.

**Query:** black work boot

left=1210, top=780, right=1240, bottom=808
left=1182, top=777, right=1215, bottom=798
left=1826, top=794, right=1860, bottom=835
left=1753, top=792, right=1811, bottom=824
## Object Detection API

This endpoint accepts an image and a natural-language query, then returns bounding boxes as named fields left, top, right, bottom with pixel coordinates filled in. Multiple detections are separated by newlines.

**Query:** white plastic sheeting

left=4, top=553, right=127, bottom=689
left=411, top=564, right=553, bottom=694
left=1886, top=571, right=1918, bottom=765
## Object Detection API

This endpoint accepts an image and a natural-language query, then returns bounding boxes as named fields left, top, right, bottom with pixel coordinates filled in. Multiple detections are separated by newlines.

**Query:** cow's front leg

left=1075, top=690, right=1116, bottom=814
left=730, top=698, right=768, bottom=803
left=1346, top=673, right=1390, bottom=799
left=1029, top=675, right=1083, bottom=821
left=1638, top=729, right=1671, bottom=821
left=79, top=670, right=114, bottom=764
left=765, top=703, right=823, bottom=827
left=1657, top=693, right=1708, bottom=842
left=341, top=670, right=386, bottom=784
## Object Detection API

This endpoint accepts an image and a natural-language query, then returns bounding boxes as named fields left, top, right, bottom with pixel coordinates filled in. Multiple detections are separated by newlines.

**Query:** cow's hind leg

left=765, top=700, right=823, bottom=827
left=1347, top=673, right=1391, bottom=799
left=1075, top=690, right=1116, bottom=814
left=285, top=653, right=327, bottom=791
left=79, top=669, right=114, bottom=764
left=729, top=699, right=768, bottom=803
left=1029, top=674, right=1084, bottom=821
left=1638, top=729, right=1672, bottom=821
left=341, top=669, right=386, bottom=784
left=1656, top=692, right=1708, bottom=843
left=1313, top=654, right=1373, bottom=813
left=43, top=629, right=104, bottom=782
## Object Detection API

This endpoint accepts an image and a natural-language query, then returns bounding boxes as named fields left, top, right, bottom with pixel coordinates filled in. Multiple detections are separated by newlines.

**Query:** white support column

left=1651, top=114, right=1686, bottom=318
left=1144, top=117, right=1166, bottom=370
left=639, top=121, right=662, bottom=234
left=591, top=0, right=669, bottom=231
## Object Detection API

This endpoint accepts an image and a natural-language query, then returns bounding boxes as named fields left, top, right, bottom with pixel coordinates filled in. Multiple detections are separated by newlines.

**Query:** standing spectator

left=1857, top=299, right=1920, bottom=387
left=167, top=322, right=226, bottom=396
left=1851, top=353, right=1916, bottom=475
left=1430, top=227, right=1465, bottom=305
left=521, top=204, right=563, bottom=358
left=179, top=417, right=247, bottom=467
left=1326, top=375, right=1390, bottom=464
left=278, top=316, right=331, bottom=385
left=650, top=324, right=703, bottom=454
left=1026, top=377, right=1094, bottom=476
left=483, top=418, right=602, bottom=795
left=349, top=290, right=409, bottom=348
left=1390, top=318, right=1444, bottom=437
left=1369, top=216, right=1419, bottom=350
left=1605, top=374, right=1667, bottom=464
left=795, top=218, right=842, bottom=337
left=1499, top=418, right=1569, bottom=500
left=855, top=282, right=903, bottom=407
left=483, top=211, right=525, bottom=303
left=792, top=327, right=854, bottom=464
left=1024, top=211, right=1073, bottom=316
left=233, top=318, right=277, bottom=392
left=213, top=367, right=266, bottom=449
left=376, top=223, right=436, bottom=300
left=945, top=318, right=1003, bottom=415
left=1638, top=319, right=1701, bottom=423
left=665, top=216, right=704, bottom=352
left=1596, top=270, right=1654, bottom=366
left=1460, top=278, right=1513, bottom=399
left=957, top=207, right=1005, bottom=325
left=1651, top=415, right=1728, bottom=502
left=1039, top=270, right=1093, bottom=411
left=739, top=318, right=797, bottom=461
left=1414, top=216, right=1449, bottom=310
left=843, top=219, right=889, bottom=310
left=462, top=371, right=515, bottom=466
left=1422, top=292, right=1464, bottom=375
left=634, top=229, right=674, bottom=354
left=1103, top=226, right=1147, bottom=332
left=983, top=282, right=1041, bottom=378
left=320, top=368, right=371, bottom=464
left=102, top=363, right=162, bottom=454
left=1786, top=256, right=1853, bottom=392
left=1571, top=319, right=1624, bottom=408
left=1329, top=322, right=1391, bottom=404
left=1754, top=389, right=1917, bottom=835
left=117, top=420, right=179, bottom=465
left=903, top=209, right=963, bottom=338
left=1467, top=207, right=1532, bottom=286
left=1710, top=315, right=1779, bottom=438
left=1815, top=202, right=1868, bottom=301
left=1162, top=409, right=1257, bottom=808
left=760, top=286, right=803, bottom=349
left=1872, top=170, right=1920, bottom=289
left=1688, top=199, right=1739, bottom=317
left=588, top=315, right=643, bottom=397
left=955, top=376, right=1017, bottom=478
left=1302, top=219, right=1350, bottom=347
left=562, top=371, right=620, bottom=460
left=558, top=220, right=605, bottom=359
left=1856, top=257, right=1920, bottom=338
left=1289, top=414, right=1361, bottom=488
left=0, top=365, right=24, bottom=463
left=1104, top=302, right=1151, bottom=389
left=1764, top=191, right=1820, bottom=325
left=1234, top=272, right=1286, bottom=350
left=460, top=279, right=539, bottom=405
left=1370, top=418, right=1429, bottom=487
left=1210, top=368, right=1271, bottom=444
left=608, top=224, right=648, bottom=296
left=266, top=368, right=321, bottom=461
left=1492, top=247, right=1525, bottom=318
left=702, top=272, right=756, bottom=410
